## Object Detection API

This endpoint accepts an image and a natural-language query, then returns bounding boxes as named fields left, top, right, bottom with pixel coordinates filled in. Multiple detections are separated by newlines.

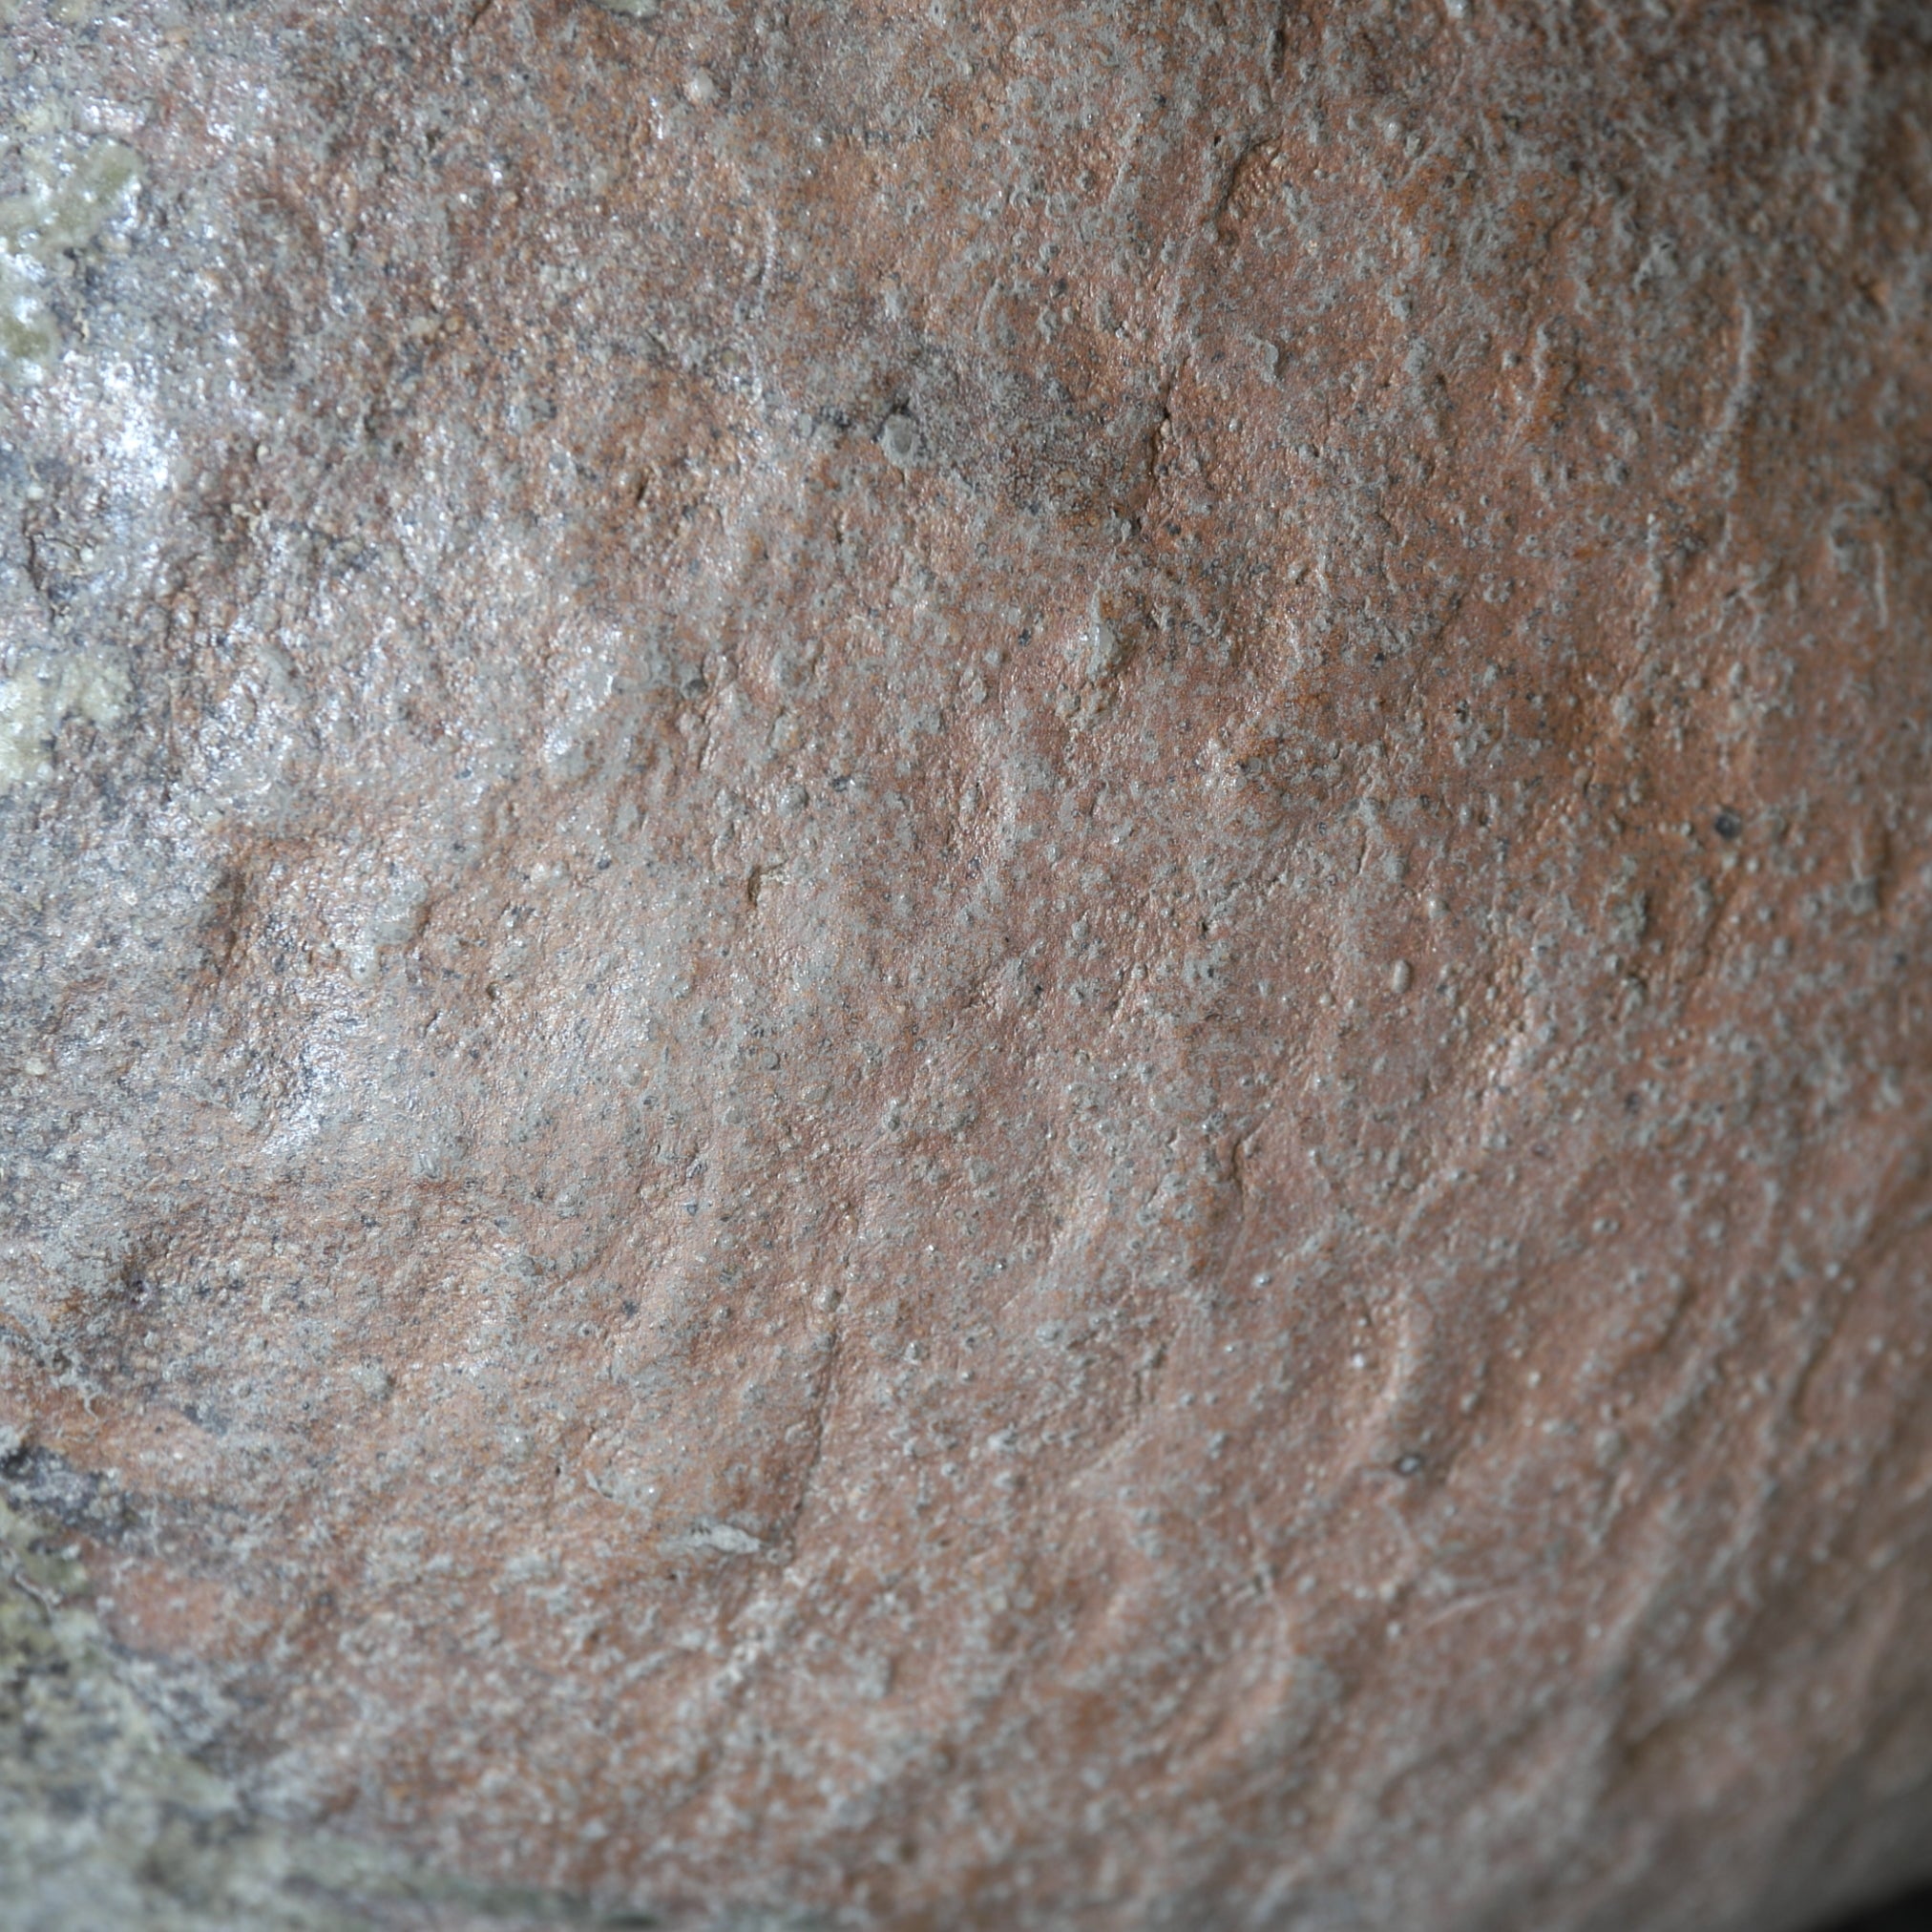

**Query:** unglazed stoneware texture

left=2, top=3, right=1930, bottom=1929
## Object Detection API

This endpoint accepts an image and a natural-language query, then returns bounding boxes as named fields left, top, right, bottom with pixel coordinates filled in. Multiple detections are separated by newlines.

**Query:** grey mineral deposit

left=3, top=2, right=1931, bottom=1929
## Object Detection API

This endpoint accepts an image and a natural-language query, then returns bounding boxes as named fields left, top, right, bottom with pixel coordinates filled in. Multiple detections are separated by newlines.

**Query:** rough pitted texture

left=3, top=2, right=1931, bottom=1928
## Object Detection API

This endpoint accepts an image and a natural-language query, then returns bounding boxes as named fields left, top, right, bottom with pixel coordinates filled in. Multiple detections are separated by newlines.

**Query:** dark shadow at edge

left=1829, top=1887, right=1932, bottom=1932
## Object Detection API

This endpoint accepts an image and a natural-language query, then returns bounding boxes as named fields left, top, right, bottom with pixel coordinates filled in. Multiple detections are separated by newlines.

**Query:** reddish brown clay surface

left=3, top=2, right=1932, bottom=1928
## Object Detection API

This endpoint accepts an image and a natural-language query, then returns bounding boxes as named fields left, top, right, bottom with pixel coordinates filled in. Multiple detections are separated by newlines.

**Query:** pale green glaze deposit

left=0, top=136, right=139, bottom=387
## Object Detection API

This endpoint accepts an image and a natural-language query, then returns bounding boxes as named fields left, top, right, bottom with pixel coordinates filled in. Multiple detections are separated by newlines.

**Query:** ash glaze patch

left=0, top=641, right=128, bottom=787
left=0, top=136, right=141, bottom=387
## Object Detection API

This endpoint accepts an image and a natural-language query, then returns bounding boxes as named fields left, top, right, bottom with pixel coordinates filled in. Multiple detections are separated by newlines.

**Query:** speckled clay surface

left=3, top=3, right=1931, bottom=1928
